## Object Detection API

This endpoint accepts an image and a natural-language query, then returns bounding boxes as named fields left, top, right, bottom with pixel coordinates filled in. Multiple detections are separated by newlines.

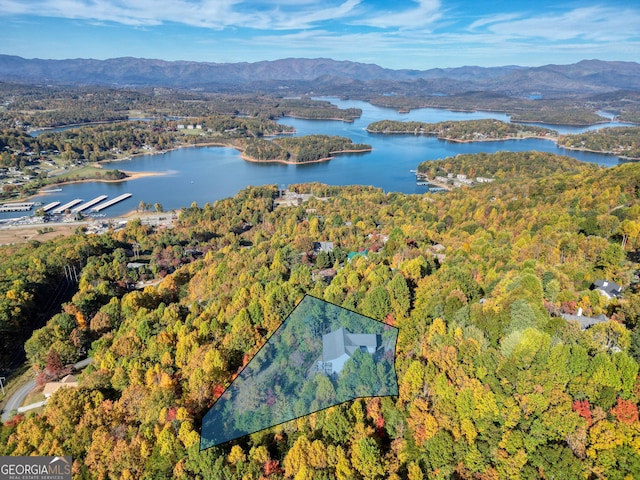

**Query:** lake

left=4, top=99, right=633, bottom=219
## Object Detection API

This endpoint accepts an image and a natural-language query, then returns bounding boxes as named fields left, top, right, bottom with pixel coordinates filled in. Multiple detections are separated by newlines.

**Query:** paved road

left=1, top=357, right=93, bottom=422
left=2, top=380, right=36, bottom=422
left=74, top=358, right=93, bottom=369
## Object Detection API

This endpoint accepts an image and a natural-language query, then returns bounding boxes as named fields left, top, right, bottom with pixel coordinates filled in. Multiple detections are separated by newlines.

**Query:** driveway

left=1, top=357, right=93, bottom=422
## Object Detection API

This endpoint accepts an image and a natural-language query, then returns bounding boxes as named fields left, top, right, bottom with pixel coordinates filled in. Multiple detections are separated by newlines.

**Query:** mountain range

left=0, top=55, right=639, bottom=97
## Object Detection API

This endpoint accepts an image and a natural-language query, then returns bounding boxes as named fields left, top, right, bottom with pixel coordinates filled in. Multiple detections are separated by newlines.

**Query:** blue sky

left=0, top=0, right=638, bottom=69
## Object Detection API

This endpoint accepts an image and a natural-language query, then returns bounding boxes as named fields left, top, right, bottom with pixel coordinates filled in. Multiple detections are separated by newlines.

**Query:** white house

left=43, top=374, right=79, bottom=398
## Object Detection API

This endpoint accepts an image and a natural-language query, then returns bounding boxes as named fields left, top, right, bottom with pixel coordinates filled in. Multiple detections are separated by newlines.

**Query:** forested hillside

left=558, top=127, right=640, bottom=159
left=243, top=135, right=372, bottom=163
left=367, top=119, right=556, bottom=141
left=2, top=152, right=640, bottom=479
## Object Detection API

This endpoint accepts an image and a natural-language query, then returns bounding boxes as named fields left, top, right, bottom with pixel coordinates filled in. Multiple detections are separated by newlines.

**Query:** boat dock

left=415, top=172, right=452, bottom=192
left=92, top=193, right=132, bottom=212
left=416, top=182, right=448, bottom=192
left=0, top=202, right=34, bottom=212
left=41, top=201, right=61, bottom=212
left=72, top=195, right=108, bottom=213
left=51, top=199, right=83, bottom=214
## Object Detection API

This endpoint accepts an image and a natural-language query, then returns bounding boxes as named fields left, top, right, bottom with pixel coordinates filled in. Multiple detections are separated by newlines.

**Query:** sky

left=0, top=0, right=638, bottom=69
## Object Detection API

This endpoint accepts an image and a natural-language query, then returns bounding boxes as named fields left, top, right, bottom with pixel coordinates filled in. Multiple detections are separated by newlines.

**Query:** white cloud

left=0, top=0, right=362, bottom=30
left=355, top=0, right=441, bottom=29
left=468, top=13, right=522, bottom=31
left=257, top=0, right=361, bottom=30
left=477, top=6, right=640, bottom=42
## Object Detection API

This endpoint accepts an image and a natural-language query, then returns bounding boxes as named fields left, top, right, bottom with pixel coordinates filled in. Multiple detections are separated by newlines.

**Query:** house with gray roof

left=561, top=308, right=609, bottom=330
left=593, top=279, right=622, bottom=299
left=321, top=327, right=380, bottom=375
left=313, top=242, right=334, bottom=254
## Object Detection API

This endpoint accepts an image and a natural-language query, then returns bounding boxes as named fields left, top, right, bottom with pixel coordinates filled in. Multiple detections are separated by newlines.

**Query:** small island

left=558, top=127, right=640, bottom=160
left=241, top=134, right=372, bottom=164
left=367, top=119, right=557, bottom=142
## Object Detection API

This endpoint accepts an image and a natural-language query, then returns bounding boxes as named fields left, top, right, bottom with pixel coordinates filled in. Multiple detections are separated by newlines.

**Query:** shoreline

left=4, top=127, right=630, bottom=205
left=366, top=129, right=558, bottom=143
left=441, top=135, right=557, bottom=144
left=420, top=178, right=453, bottom=191
left=241, top=147, right=372, bottom=165
left=124, top=140, right=372, bottom=166
left=510, top=118, right=610, bottom=127
left=367, top=128, right=637, bottom=158
left=241, top=154, right=334, bottom=165
left=100, top=138, right=293, bottom=165
left=368, top=100, right=614, bottom=127
left=50, top=170, right=166, bottom=187
left=7, top=114, right=633, bottom=204
left=74, top=138, right=370, bottom=168
left=27, top=119, right=129, bottom=135
left=557, top=144, right=640, bottom=160
left=283, top=114, right=356, bottom=123
left=6, top=170, right=166, bottom=202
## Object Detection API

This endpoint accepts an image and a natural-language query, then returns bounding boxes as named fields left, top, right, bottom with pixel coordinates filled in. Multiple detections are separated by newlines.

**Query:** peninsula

left=558, top=126, right=640, bottom=160
left=368, top=119, right=640, bottom=160
left=367, top=119, right=557, bottom=142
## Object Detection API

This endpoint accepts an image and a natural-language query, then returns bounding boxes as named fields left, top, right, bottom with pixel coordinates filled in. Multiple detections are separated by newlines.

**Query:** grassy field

left=127, top=109, right=159, bottom=118
left=178, top=128, right=205, bottom=136
left=51, top=165, right=107, bottom=180
left=22, top=390, right=45, bottom=406
left=0, top=224, right=82, bottom=245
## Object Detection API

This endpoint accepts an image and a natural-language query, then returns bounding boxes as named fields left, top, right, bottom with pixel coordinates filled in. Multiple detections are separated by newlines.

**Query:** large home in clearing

left=43, top=374, right=79, bottom=398
left=593, top=279, right=622, bottom=299
left=321, top=327, right=380, bottom=375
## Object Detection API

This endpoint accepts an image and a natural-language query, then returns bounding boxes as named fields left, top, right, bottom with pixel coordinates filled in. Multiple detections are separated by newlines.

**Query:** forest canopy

left=367, top=119, right=556, bottom=142
left=1, top=151, right=640, bottom=478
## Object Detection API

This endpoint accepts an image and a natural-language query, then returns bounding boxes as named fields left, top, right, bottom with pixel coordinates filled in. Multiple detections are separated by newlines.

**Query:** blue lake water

left=5, top=99, right=632, bottom=219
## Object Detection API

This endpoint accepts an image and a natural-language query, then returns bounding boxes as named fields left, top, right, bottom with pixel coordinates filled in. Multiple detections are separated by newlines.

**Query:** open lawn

left=51, top=165, right=107, bottom=180
left=0, top=223, right=83, bottom=245
left=22, top=390, right=45, bottom=406
left=127, top=109, right=159, bottom=118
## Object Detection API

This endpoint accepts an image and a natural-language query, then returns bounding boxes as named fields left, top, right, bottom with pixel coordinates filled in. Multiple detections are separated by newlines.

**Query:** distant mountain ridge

left=0, top=55, right=638, bottom=96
